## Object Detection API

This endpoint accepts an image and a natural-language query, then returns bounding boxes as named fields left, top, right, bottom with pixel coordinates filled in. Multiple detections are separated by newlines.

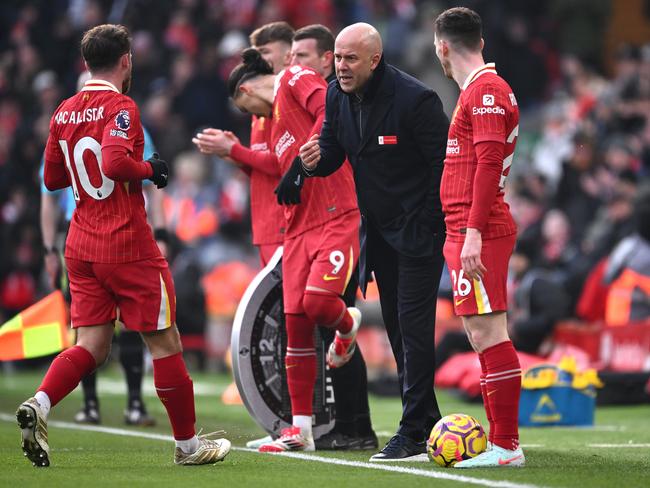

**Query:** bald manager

left=298, top=23, right=449, bottom=461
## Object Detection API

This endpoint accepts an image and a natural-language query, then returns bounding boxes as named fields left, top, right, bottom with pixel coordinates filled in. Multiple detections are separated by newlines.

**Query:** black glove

left=274, top=156, right=305, bottom=205
left=147, top=153, right=169, bottom=189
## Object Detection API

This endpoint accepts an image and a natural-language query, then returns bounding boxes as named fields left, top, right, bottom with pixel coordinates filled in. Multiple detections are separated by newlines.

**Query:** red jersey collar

left=81, top=79, right=121, bottom=93
left=462, top=63, right=497, bottom=91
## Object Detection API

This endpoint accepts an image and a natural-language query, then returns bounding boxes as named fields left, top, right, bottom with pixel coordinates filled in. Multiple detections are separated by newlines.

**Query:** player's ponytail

left=228, top=47, right=274, bottom=98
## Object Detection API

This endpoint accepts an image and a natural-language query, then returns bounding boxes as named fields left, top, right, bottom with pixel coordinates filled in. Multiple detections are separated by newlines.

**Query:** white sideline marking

left=0, top=377, right=222, bottom=397
left=238, top=447, right=542, bottom=488
left=0, top=413, right=543, bottom=488
left=588, top=443, right=650, bottom=448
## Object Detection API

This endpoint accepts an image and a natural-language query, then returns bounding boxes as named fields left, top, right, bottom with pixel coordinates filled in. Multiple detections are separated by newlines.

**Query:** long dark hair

left=227, top=48, right=274, bottom=98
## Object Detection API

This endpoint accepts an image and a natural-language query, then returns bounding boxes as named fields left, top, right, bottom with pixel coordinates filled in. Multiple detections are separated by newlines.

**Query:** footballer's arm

left=43, top=156, right=71, bottom=191
left=43, top=132, right=71, bottom=191
left=301, top=85, right=346, bottom=177
left=101, top=144, right=153, bottom=181
left=230, top=143, right=282, bottom=177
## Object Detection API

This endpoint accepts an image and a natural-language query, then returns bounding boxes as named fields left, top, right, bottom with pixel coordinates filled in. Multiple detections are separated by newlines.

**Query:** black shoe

left=369, top=434, right=426, bottom=462
left=314, top=429, right=379, bottom=450
left=315, top=430, right=360, bottom=450
left=357, top=431, right=379, bottom=450
left=124, top=400, right=156, bottom=426
left=74, top=401, right=100, bottom=425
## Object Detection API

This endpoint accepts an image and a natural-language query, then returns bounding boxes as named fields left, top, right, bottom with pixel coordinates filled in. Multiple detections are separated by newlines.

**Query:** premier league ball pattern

left=427, top=414, right=487, bottom=467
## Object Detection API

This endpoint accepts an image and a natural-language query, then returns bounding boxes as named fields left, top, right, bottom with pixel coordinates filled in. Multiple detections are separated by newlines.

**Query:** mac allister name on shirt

left=54, top=107, right=105, bottom=125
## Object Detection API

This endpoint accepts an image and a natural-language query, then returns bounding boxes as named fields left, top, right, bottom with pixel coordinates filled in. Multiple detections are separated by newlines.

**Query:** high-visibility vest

left=605, top=268, right=650, bottom=327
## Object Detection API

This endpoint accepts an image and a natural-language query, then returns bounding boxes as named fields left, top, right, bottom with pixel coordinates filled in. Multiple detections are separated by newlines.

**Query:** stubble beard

left=122, top=71, right=132, bottom=94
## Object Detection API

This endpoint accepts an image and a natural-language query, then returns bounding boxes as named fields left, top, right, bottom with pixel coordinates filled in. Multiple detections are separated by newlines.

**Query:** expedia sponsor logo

left=483, top=94, right=495, bottom=106
left=288, top=68, right=316, bottom=87
left=251, top=142, right=268, bottom=151
left=446, top=138, right=460, bottom=155
left=275, top=130, right=295, bottom=158
left=472, top=106, right=505, bottom=115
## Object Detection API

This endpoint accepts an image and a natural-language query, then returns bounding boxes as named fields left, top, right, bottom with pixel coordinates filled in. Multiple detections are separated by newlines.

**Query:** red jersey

left=44, top=79, right=160, bottom=263
left=247, top=115, right=284, bottom=246
left=441, top=64, right=519, bottom=242
left=272, top=66, right=357, bottom=238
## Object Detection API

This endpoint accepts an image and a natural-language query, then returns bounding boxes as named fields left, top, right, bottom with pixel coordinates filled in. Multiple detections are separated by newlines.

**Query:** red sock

left=483, top=341, right=521, bottom=450
left=38, top=346, right=96, bottom=407
left=478, top=353, right=495, bottom=444
left=303, top=290, right=353, bottom=334
left=153, top=352, right=195, bottom=440
left=285, top=314, right=317, bottom=417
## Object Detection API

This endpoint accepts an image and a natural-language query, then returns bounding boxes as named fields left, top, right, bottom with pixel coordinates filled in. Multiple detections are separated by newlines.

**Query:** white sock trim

left=176, top=435, right=199, bottom=454
left=486, top=368, right=521, bottom=378
left=34, top=391, right=51, bottom=418
left=293, top=415, right=312, bottom=436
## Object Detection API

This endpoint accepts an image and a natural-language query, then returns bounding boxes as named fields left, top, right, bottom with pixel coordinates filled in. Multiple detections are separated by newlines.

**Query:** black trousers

left=368, top=225, right=445, bottom=442
left=319, top=272, right=372, bottom=436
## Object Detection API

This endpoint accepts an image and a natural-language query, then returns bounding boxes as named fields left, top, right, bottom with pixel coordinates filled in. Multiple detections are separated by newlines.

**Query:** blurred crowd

left=0, top=0, right=649, bottom=362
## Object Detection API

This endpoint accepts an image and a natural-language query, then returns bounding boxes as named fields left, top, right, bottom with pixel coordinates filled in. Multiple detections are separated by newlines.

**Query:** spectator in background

left=193, top=21, right=294, bottom=265
left=164, top=151, right=219, bottom=246
left=553, top=132, right=601, bottom=243
left=508, top=240, right=570, bottom=354
left=603, top=184, right=650, bottom=326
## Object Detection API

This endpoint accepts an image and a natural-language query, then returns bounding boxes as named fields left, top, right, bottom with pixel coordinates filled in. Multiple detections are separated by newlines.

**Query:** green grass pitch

left=1, top=366, right=649, bottom=487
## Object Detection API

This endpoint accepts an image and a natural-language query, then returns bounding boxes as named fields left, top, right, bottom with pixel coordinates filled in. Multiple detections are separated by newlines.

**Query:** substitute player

left=226, top=48, right=361, bottom=452
left=16, top=24, right=230, bottom=467
left=434, top=7, right=524, bottom=468
left=193, top=22, right=295, bottom=266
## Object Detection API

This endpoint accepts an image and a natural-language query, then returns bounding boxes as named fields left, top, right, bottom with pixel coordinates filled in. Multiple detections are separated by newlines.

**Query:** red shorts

left=282, top=210, right=360, bottom=314
left=66, top=256, right=176, bottom=331
left=443, top=233, right=516, bottom=316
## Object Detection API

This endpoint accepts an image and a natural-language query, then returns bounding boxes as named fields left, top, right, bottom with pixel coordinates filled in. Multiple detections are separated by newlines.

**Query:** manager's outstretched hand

left=299, top=133, right=321, bottom=171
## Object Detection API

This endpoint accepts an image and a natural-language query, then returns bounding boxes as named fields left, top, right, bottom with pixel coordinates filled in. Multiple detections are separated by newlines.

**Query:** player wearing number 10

left=434, top=8, right=524, bottom=468
left=16, top=24, right=230, bottom=467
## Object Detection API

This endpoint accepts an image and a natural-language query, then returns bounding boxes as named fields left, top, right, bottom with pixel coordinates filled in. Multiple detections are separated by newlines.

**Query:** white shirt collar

left=462, top=63, right=497, bottom=91
left=81, top=79, right=121, bottom=93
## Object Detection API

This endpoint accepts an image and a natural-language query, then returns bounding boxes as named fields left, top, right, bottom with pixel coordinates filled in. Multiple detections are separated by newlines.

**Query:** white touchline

left=588, top=444, right=650, bottom=448
left=0, top=413, right=544, bottom=488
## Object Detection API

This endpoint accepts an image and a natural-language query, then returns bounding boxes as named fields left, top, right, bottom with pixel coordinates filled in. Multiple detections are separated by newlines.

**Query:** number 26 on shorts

left=451, top=269, right=473, bottom=308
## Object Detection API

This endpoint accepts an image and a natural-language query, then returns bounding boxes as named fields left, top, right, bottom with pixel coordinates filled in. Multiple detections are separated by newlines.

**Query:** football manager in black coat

left=292, top=22, right=449, bottom=461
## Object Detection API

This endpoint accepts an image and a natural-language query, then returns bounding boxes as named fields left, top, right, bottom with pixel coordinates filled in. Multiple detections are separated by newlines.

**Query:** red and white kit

left=231, top=115, right=285, bottom=265
left=270, top=66, right=359, bottom=313
left=440, top=63, right=519, bottom=316
left=44, top=79, right=174, bottom=331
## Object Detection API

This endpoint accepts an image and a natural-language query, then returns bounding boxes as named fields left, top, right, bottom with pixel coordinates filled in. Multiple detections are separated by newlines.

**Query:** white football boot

left=17, top=397, right=50, bottom=467
left=174, top=431, right=231, bottom=465
left=454, top=444, right=525, bottom=468
left=258, top=426, right=315, bottom=452
left=326, top=307, right=361, bottom=368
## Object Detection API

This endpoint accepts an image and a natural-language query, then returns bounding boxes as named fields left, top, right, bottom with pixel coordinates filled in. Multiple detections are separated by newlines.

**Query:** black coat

left=313, top=58, right=448, bottom=286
